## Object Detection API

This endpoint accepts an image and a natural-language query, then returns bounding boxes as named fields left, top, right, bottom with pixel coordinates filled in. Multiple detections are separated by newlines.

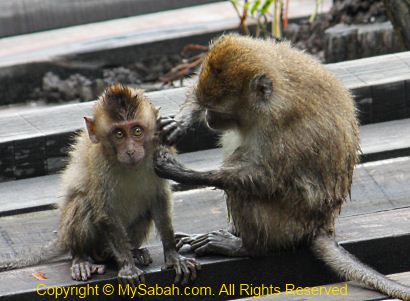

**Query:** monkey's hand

left=158, top=116, right=185, bottom=146
left=71, top=258, right=106, bottom=281
left=118, top=264, right=145, bottom=287
left=154, top=147, right=187, bottom=179
left=163, top=251, right=200, bottom=284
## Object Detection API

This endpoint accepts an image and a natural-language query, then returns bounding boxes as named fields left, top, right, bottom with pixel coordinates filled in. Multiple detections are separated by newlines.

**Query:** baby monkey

left=0, top=85, right=198, bottom=285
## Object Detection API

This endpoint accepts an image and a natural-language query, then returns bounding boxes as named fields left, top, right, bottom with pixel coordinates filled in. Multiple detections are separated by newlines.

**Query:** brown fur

left=155, top=34, right=410, bottom=300
left=1, top=85, right=197, bottom=284
left=197, top=34, right=359, bottom=253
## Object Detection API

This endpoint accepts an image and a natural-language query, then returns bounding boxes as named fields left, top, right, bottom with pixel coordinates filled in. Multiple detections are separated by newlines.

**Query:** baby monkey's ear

left=84, top=116, right=99, bottom=144
left=250, top=74, right=273, bottom=101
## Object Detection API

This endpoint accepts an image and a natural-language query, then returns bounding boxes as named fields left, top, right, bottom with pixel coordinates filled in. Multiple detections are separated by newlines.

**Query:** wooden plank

left=1, top=190, right=410, bottom=300
left=0, top=1, right=332, bottom=68
left=234, top=272, right=410, bottom=301
left=360, top=118, right=410, bottom=162
left=1, top=99, right=410, bottom=182
left=0, top=0, right=223, bottom=38
left=0, top=152, right=409, bottom=217
left=0, top=149, right=223, bottom=216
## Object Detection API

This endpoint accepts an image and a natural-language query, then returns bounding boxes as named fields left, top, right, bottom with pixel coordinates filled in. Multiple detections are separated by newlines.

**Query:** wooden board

left=0, top=0, right=222, bottom=38
left=1, top=89, right=410, bottom=181
left=1, top=151, right=410, bottom=217
left=234, top=271, right=410, bottom=301
left=0, top=1, right=332, bottom=67
left=1, top=188, right=410, bottom=300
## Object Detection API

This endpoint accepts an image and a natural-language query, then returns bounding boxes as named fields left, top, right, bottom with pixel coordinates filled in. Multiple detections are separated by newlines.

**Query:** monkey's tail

left=311, top=233, right=410, bottom=301
left=0, top=239, right=64, bottom=272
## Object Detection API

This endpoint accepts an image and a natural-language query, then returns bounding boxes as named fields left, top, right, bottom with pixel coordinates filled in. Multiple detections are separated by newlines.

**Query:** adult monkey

left=155, top=34, right=410, bottom=300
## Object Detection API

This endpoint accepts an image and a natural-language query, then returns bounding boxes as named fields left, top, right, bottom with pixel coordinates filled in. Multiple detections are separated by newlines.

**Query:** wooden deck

left=0, top=0, right=222, bottom=38
left=0, top=49, right=410, bottom=300
left=0, top=52, right=410, bottom=181
left=1, top=167, right=410, bottom=300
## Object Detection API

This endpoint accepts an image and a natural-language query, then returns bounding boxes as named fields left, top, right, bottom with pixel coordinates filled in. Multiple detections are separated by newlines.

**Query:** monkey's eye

left=113, top=129, right=125, bottom=139
left=133, top=126, right=144, bottom=137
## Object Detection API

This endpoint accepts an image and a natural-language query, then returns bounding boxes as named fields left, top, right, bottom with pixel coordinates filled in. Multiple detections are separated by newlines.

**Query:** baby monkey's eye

left=133, top=126, right=144, bottom=137
left=113, top=129, right=125, bottom=139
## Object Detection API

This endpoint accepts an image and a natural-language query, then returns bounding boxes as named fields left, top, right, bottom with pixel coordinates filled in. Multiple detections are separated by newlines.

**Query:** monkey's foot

left=176, top=230, right=248, bottom=257
left=71, top=259, right=106, bottom=281
left=132, top=247, right=153, bottom=266
left=163, top=251, right=201, bottom=284
left=118, top=264, right=145, bottom=287
left=158, top=116, right=184, bottom=145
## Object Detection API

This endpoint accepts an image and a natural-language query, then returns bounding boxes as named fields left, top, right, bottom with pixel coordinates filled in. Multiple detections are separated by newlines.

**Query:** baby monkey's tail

left=0, top=239, right=64, bottom=272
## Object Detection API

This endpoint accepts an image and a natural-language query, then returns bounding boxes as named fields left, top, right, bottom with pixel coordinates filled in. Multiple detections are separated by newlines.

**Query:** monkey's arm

left=154, top=147, right=263, bottom=193
left=152, top=189, right=200, bottom=284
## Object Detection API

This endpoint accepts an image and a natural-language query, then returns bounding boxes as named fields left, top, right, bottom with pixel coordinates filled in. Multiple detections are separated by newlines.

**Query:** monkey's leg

left=176, top=229, right=249, bottom=257
left=71, top=256, right=106, bottom=281
left=128, top=216, right=153, bottom=266
left=101, top=216, right=145, bottom=286
left=152, top=190, right=200, bottom=284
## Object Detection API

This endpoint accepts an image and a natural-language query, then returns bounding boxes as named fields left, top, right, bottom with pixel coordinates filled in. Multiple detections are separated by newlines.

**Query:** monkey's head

left=84, top=85, right=159, bottom=167
left=196, top=34, right=282, bottom=132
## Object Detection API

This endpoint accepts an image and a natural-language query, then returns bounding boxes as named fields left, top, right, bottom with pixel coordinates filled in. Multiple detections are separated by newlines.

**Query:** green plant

left=230, top=0, right=322, bottom=39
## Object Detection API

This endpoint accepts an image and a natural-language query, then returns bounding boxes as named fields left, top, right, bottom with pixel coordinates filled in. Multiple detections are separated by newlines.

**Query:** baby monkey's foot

left=71, top=257, right=106, bottom=281
left=118, top=264, right=145, bottom=288
left=163, top=251, right=200, bottom=284
left=133, top=247, right=153, bottom=266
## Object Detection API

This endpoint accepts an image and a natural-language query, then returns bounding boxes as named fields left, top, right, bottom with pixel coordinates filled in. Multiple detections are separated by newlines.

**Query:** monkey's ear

left=250, top=74, right=273, bottom=100
left=84, top=116, right=99, bottom=144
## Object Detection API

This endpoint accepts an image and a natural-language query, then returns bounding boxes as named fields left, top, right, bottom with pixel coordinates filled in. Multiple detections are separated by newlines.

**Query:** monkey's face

left=107, top=121, right=149, bottom=167
left=85, top=85, right=158, bottom=167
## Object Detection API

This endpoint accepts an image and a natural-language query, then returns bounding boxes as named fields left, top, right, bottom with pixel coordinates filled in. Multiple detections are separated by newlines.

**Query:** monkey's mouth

left=205, top=109, right=237, bottom=131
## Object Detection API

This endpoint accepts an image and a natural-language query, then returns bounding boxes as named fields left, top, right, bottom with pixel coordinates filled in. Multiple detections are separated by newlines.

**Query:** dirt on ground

left=285, top=0, right=386, bottom=60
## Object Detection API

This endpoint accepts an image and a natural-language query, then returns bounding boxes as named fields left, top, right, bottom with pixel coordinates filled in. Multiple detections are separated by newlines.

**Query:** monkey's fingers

left=175, top=232, right=191, bottom=240
left=179, top=260, right=191, bottom=285
left=80, top=262, right=91, bottom=281
left=173, top=262, right=183, bottom=284
left=186, top=259, right=199, bottom=281
left=176, top=236, right=195, bottom=250
left=194, top=243, right=217, bottom=256
left=71, top=262, right=92, bottom=281
left=158, top=117, right=175, bottom=128
left=91, top=264, right=106, bottom=275
left=71, top=264, right=81, bottom=281
left=190, top=237, right=210, bottom=250
left=166, top=129, right=183, bottom=145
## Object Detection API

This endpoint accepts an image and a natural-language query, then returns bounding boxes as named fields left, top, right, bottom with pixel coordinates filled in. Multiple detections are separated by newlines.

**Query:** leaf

left=261, top=0, right=274, bottom=15
left=244, top=0, right=251, bottom=12
left=32, top=272, right=48, bottom=280
left=251, top=0, right=261, bottom=16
